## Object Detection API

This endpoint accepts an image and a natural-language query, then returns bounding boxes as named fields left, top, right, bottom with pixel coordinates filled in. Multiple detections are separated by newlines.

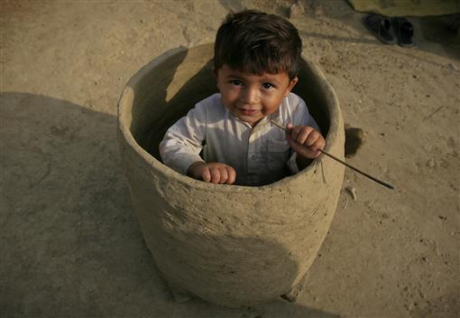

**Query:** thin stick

left=270, top=120, right=394, bottom=190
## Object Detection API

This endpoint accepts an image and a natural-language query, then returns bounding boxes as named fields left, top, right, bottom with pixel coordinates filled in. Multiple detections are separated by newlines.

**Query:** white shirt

left=159, top=93, right=319, bottom=186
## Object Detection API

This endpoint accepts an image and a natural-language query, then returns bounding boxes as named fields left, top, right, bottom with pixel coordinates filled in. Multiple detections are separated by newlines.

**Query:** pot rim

left=118, top=44, right=342, bottom=193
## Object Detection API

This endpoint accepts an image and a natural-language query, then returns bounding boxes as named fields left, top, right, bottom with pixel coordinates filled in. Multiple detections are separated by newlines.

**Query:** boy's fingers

left=293, top=126, right=308, bottom=141
left=210, top=167, right=221, bottom=184
left=305, top=130, right=319, bottom=147
left=307, top=137, right=325, bottom=157
left=296, top=128, right=311, bottom=145
left=202, top=168, right=211, bottom=182
left=311, top=151, right=321, bottom=158
left=220, top=166, right=236, bottom=185
left=288, top=133, right=324, bottom=159
left=311, top=137, right=325, bottom=151
left=200, top=164, right=237, bottom=184
left=227, top=167, right=236, bottom=184
left=219, top=167, right=229, bottom=184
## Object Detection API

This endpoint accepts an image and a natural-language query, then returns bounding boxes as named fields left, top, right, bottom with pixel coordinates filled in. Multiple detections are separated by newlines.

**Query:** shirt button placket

left=247, top=130, right=256, bottom=174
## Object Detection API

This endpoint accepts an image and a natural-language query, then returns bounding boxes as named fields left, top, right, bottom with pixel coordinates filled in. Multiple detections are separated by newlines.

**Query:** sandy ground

left=1, top=0, right=459, bottom=317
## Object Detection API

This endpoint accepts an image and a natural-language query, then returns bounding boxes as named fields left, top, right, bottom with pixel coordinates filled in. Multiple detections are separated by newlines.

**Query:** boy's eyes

left=262, top=83, right=275, bottom=89
left=229, top=80, right=243, bottom=86
left=228, top=80, right=276, bottom=89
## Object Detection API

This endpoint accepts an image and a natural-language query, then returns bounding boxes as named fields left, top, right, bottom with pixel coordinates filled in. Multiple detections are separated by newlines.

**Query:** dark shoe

left=363, top=14, right=395, bottom=44
left=392, top=17, right=415, bottom=47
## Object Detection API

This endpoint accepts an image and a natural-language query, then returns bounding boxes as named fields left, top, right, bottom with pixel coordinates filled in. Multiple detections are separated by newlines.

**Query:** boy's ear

left=285, top=77, right=299, bottom=96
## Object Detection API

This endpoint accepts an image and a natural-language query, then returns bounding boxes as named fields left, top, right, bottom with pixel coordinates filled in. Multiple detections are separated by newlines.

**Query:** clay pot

left=118, top=44, right=344, bottom=307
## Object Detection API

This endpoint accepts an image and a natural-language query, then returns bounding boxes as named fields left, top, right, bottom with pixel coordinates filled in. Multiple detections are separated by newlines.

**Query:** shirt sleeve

left=287, top=96, right=321, bottom=174
left=159, top=102, right=207, bottom=175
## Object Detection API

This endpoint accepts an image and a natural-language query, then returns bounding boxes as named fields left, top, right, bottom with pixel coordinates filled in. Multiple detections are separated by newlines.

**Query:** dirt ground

left=1, top=0, right=459, bottom=317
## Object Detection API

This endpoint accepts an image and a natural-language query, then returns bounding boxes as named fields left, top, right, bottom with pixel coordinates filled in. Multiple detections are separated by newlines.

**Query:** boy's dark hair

left=214, top=10, right=303, bottom=80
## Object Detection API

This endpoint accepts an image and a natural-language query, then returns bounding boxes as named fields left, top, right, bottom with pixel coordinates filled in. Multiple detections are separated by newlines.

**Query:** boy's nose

left=240, top=87, right=259, bottom=105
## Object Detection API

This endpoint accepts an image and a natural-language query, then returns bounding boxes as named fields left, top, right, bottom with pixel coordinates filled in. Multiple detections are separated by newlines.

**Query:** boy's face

left=215, top=64, right=298, bottom=126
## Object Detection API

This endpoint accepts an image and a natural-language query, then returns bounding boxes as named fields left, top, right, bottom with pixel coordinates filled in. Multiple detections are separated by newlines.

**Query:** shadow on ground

left=0, top=93, right=340, bottom=317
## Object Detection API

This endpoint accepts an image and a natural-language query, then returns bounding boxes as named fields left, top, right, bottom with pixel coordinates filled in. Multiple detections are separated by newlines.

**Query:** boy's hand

left=285, top=123, right=325, bottom=159
left=187, top=162, right=236, bottom=185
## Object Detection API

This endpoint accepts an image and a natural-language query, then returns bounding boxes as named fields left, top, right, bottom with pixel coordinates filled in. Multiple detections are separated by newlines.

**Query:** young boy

left=160, top=10, right=325, bottom=186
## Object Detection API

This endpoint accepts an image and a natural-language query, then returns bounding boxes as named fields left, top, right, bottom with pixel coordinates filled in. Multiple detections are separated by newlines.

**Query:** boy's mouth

left=237, top=107, right=261, bottom=116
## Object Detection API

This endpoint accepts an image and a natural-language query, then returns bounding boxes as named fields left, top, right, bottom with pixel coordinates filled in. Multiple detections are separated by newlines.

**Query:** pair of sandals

left=364, top=14, right=414, bottom=47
